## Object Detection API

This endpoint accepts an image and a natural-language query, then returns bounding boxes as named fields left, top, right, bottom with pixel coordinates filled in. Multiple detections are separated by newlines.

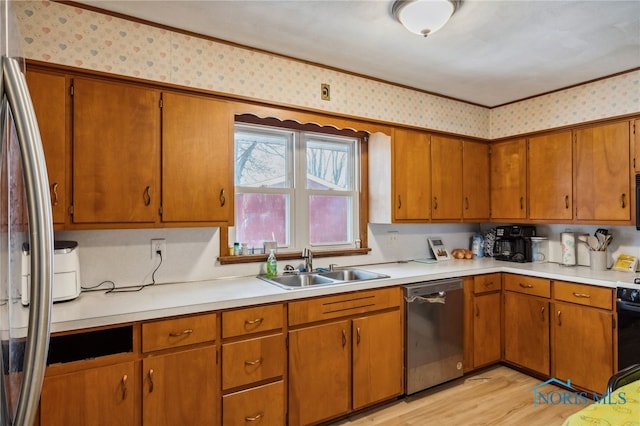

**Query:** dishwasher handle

left=405, top=291, right=446, bottom=304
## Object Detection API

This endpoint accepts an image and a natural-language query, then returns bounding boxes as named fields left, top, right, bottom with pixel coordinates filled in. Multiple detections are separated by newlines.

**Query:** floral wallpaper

left=14, top=1, right=638, bottom=140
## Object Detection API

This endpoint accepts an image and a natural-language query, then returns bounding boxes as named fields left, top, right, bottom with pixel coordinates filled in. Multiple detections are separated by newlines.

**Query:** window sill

left=218, top=247, right=371, bottom=265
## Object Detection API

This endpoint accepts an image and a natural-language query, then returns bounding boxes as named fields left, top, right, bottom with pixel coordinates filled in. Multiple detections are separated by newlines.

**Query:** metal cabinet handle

left=572, top=292, right=591, bottom=299
left=564, top=195, right=569, bottom=209
left=519, top=196, right=524, bottom=210
left=397, top=195, right=402, bottom=210
left=484, top=282, right=494, bottom=288
left=557, top=311, right=562, bottom=326
left=475, top=304, right=480, bottom=317
left=51, top=182, right=59, bottom=206
left=245, top=317, right=264, bottom=325
left=244, top=358, right=263, bottom=366
left=433, top=196, right=438, bottom=210
left=464, top=197, right=469, bottom=210
left=121, top=374, right=128, bottom=400
left=621, top=193, right=626, bottom=208
left=245, top=413, right=264, bottom=422
left=220, top=188, right=226, bottom=207
left=342, top=329, right=347, bottom=347
left=143, top=186, right=151, bottom=206
left=540, top=306, right=545, bottom=322
left=169, top=329, right=193, bottom=337
left=356, top=327, right=361, bottom=344
left=148, top=369, right=154, bottom=393
left=519, top=283, right=533, bottom=289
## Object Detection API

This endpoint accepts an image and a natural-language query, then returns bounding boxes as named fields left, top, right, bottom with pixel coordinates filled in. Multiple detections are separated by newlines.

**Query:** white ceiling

left=76, top=0, right=640, bottom=107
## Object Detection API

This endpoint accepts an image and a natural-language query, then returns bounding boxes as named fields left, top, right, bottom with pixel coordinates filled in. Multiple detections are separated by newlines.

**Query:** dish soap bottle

left=266, top=249, right=277, bottom=278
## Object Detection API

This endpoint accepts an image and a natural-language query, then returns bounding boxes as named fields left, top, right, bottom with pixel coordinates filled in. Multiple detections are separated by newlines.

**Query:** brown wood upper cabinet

left=462, top=140, right=490, bottom=220
left=490, top=138, right=527, bottom=221
left=528, top=131, right=573, bottom=221
left=634, top=118, right=640, bottom=172
left=161, top=92, right=232, bottom=224
left=25, top=70, right=68, bottom=226
left=574, top=120, right=631, bottom=222
left=393, top=128, right=431, bottom=222
left=431, top=135, right=462, bottom=220
left=72, top=77, right=160, bottom=224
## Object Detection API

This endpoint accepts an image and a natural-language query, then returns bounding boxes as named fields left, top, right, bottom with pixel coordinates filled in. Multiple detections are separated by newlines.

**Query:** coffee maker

left=493, top=225, right=536, bottom=263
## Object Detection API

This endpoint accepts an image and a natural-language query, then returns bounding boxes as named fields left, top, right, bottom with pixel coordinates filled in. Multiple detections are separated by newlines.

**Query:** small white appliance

left=21, top=240, right=81, bottom=305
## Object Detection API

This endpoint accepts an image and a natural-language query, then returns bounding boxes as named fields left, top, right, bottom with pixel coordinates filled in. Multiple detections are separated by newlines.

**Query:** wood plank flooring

left=330, top=366, right=584, bottom=425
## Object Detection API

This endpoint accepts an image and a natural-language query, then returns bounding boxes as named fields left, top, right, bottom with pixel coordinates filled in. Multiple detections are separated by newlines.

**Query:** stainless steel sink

left=258, top=268, right=389, bottom=290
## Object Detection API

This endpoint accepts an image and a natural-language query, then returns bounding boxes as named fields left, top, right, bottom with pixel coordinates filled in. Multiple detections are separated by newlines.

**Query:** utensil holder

left=589, top=250, right=607, bottom=271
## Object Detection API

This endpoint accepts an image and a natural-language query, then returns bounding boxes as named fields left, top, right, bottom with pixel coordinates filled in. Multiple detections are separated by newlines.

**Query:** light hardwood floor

left=330, top=365, right=585, bottom=425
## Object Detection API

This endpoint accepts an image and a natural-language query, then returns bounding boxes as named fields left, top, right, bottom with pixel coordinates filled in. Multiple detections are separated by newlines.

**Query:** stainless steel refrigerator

left=0, top=1, right=55, bottom=425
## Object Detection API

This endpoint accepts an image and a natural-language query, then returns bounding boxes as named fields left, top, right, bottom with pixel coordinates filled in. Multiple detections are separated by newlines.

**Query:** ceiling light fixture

left=392, top=0, right=460, bottom=37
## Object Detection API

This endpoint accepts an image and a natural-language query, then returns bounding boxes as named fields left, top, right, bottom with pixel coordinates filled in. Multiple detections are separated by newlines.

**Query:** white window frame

left=234, top=123, right=360, bottom=252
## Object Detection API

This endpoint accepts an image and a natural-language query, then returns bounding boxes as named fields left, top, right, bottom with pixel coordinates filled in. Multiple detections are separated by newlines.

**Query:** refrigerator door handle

left=2, top=55, right=54, bottom=426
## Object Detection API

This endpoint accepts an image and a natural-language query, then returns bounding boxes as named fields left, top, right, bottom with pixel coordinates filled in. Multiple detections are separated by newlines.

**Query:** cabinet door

left=162, top=92, right=231, bottom=223
left=26, top=69, right=67, bottom=225
left=575, top=121, right=631, bottom=221
left=289, top=320, right=350, bottom=425
left=142, top=346, right=217, bottom=426
left=490, top=138, right=527, bottom=220
left=40, top=362, right=136, bottom=426
left=552, top=302, right=614, bottom=393
left=431, top=135, right=462, bottom=219
left=462, top=141, right=490, bottom=220
left=528, top=131, right=573, bottom=220
left=503, top=292, right=550, bottom=375
left=72, top=78, right=159, bottom=224
left=352, top=310, right=403, bottom=410
left=634, top=118, right=639, bottom=172
left=393, top=128, right=430, bottom=221
left=473, top=292, right=501, bottom=368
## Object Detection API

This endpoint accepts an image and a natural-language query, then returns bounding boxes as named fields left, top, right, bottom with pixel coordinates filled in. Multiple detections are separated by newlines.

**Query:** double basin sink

left=258, top=268, right=390, bottom=290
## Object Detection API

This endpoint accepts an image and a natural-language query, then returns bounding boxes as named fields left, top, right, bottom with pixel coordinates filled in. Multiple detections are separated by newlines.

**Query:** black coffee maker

left=493, top=225, right=536, bottom=262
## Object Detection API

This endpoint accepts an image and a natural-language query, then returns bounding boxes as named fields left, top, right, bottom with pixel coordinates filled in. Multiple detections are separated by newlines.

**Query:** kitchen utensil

left=586, top=235, right=599, bottom=251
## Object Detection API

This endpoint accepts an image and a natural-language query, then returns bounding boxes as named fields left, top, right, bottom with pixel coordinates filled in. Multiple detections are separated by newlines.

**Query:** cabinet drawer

left=473, top=273, right=502, bottom=294
left=554, top=281, right=613, bottom=310
left=222, top=334, right=284, bottom=390
left=142, top=313, right=216, bottom=353
left=222, top=304, right=283, bottom=339
left=288, top=287, right=401, bottom=326
left=504, top=274, right=550, bottom=298
left=223, top=381, right=284, bottom=426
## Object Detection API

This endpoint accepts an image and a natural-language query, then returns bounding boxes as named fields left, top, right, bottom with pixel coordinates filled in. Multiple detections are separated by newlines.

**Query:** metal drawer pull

left=245, top=413, right=264, bottom=422
left=121, top=374, right=128, bottom=400
left=245, top=317, right=264, bottom=325
left=484, top=282, right=494, bottom=288
left=572, top=292, right=591, bottom=298
left=244, top=358, right=263, bottom=366
left=148, top=369, right=154, bottom=393
left=143, top=186, right=151, bottom=206
left=169, top=329, right=194, bottom=337
left=52, top=182, right=59, bottom=206
left=519, top=283, right=533, bottom=289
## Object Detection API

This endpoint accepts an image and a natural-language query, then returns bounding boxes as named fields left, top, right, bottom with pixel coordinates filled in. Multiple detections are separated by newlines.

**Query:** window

left=234, top=122, right=360, bottom=252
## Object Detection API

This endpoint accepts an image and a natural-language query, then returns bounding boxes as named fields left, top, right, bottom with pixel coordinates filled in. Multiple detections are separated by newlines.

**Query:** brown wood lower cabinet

left=40, top=361, right=137, bottom=425
left=142, top=346, right=218, bottom=426
left=288, top=288, right=403, bottom=425
left=464, top=274, right=502, bottom=371
left=503, top=291, right=550, bottom=376
left=222, top=381, right=285, bottom=426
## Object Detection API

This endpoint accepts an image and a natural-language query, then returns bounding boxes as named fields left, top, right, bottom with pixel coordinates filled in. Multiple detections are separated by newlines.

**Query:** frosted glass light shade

left=392, top=0, right=457, bottom=37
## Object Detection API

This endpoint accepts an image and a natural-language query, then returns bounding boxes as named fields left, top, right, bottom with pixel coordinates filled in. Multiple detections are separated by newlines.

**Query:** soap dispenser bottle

left=266, top=249, right=277, bottom=278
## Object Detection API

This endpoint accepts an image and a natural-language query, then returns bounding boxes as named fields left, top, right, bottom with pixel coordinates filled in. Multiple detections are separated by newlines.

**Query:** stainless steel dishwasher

left=404, top=278, right=464, bottom=394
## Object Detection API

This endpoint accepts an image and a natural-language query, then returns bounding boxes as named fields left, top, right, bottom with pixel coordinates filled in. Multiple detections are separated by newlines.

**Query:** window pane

left=235, top=130, right=290, bottom=188
left=235, top=193, right=289, bottom=248
left=306, top=139, right=352, bottom=190
left=309, top=195, right=351, bottom=245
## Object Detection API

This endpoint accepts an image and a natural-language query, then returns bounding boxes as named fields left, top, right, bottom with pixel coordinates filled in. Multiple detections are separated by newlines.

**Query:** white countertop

left=11, top=258, right=640, bottom=336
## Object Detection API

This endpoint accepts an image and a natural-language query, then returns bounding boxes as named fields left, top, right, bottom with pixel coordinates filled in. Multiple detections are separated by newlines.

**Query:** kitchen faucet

left=302, top=248, right=313, bottom=272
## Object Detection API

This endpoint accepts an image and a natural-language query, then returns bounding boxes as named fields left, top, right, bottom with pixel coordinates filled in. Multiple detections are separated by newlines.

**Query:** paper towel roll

left=561, top=232, right=576, bottom=266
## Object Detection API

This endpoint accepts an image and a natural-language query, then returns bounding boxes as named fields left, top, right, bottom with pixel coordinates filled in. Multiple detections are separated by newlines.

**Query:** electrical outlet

left=388, top=231, right=398, bottom=248
left=151, top=239, right=166, bottom=259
